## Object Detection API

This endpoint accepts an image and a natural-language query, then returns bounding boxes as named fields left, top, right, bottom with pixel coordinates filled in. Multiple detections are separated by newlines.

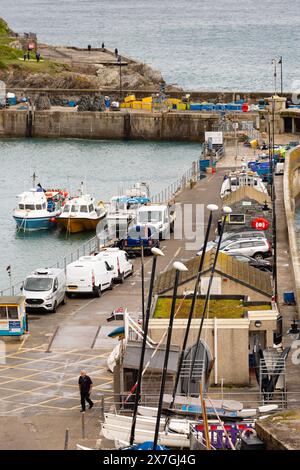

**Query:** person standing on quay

left=78, top=370, right=94, bottom=412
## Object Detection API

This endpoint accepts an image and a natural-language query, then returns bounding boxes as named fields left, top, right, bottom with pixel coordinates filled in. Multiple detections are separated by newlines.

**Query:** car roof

left=226, top=238, right=267, bottom=243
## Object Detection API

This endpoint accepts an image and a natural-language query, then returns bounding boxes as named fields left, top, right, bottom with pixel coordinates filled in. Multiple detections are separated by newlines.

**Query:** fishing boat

left=57, top=183, right=106, bottom=234
left=106, top=182, right=150, bottom=224
left=13, top=188, right=67, bottom=231
left=220, top=169, right=268, bottom=199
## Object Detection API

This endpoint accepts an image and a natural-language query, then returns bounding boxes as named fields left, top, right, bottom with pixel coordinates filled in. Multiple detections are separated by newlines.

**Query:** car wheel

left=119, top=273, right=125, bottom=284
left=51, top=301, right=57, bottom=314
left=62, top=294, right=67, bottom=305
left=109, top=280, right=114, bottom=290
left=94, top=285, right=102, bottom=298
left=253, top=252, right=264, bottom=261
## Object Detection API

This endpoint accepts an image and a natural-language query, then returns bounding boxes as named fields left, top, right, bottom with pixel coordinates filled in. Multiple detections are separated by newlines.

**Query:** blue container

left=68, top=100, right=76, bottom=107
left=104, top=97, right=110, bottom=108
left=283, top=292, right=296, bottom=304
left=199, top=159, right=210, bottom=171
left=190, top=103, right=202, bottom=111
left=7, top=97, right=17, bottom=106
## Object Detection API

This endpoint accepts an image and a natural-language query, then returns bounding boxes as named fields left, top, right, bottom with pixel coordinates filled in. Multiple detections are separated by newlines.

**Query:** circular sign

left=242, top=103, right=249, bottom=113
left=251, top=217, right=269, bottom=231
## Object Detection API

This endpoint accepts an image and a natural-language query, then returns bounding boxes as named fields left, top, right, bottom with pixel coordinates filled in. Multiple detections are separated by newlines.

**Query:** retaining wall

left=283, top=146, right=300, bottom=316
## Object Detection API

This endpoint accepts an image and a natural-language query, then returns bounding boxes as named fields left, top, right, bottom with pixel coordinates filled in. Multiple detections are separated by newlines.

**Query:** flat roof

left=123, top=341, right=179, bottom=373
left=0, top=296, right=25, bottom=305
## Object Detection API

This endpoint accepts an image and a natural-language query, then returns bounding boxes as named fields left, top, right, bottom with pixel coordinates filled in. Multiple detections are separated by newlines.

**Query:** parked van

left=95, top=248, right=133, bottom=283
left=22, top=268, right=66, bottom=313
left=66, top=256, right=114, bottom=297
left=136, top=205, right=175, bottom=240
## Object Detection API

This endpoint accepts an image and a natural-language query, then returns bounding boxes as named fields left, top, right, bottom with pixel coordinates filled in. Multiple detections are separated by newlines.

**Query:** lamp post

left=152, top=261, right=188, bottom=450
left=129, top=247, right=164, bottom=446
left=279, top=56, right=283, bottom=95
left=189, top=206, right=232, bottom=383
left=166, top=204, right=219, bottom=422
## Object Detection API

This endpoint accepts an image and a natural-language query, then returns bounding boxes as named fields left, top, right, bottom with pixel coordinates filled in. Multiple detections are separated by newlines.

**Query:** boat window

left=25, top=204, right=35, bottom=210
left=138, top=211, right=162, bottom=223
left=19, top=204, right=24, bottom=210
left=71, top=205, right=79, bottom=213
left=24, top=277, right=53, bottom=292
left=89, top=204, right=94, bottom=212
left=36, top=204, right=42, bottom=210
left=80, top=206, right=88, bottom=213
left=63, top=205, right=70, bottom=213
left=0, top=307, right=7, bottom=319
left=42, top=203, right=46, bottom=210
left=7, top=307, right=18, bottom=320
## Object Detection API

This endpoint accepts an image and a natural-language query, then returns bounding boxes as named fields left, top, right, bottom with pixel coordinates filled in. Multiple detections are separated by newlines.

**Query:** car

left=66, top=256, right=115, bottom=297
left=228, top=253, right=272, bottom=272
left=220, top=238, right=272, bottom=260
left=198, top=230, right=267, bottom=253
left=94, top=248, right=133, bottom=283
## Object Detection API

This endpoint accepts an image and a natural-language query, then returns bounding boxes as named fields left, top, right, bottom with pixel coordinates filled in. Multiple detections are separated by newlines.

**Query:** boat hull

left=57, top=217, right=103, bottom=234
left=13, top=216, right=57, bottom=231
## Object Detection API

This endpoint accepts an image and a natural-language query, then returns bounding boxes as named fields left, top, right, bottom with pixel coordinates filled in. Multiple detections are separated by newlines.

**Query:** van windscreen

left=138, top=211, right=162, bottom=223
left=24, top=277, right=53, bottom=291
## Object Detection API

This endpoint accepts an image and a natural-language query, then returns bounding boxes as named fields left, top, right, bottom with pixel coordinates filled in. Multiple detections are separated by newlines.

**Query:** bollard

left=81, top=412, right=85, bottom=439
left=64, top=428, right=69, bottom=450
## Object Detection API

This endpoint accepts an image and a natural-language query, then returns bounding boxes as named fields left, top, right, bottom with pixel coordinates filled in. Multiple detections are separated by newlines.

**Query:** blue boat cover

left=123, top=441, right=169, bottom=450
left=116, top=196, right=150, bottom=204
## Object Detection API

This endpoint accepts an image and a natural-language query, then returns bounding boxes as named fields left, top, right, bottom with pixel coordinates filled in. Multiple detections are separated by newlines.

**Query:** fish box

left=132, top=101, right=142, bottom=109
left=124, top=95, right=136, bottom=103
left=176, top=103, right=187, bottom=111
left=142, top=96, right=153, bottom=103
left=190, top=103, right=201, bottom=111
left=142, top=103, right=152, bottom=111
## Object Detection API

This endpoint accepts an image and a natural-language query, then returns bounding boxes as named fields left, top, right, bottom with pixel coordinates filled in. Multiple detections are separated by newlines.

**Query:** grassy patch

left=153, top=298, right=271, bottom=320
left=0, top=18, right=9, bottom=36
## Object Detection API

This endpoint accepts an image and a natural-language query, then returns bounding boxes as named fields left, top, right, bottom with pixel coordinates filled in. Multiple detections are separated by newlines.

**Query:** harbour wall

left=0, top=109, right=257, bottom=141
left=283, top=146, right=300, bottom=316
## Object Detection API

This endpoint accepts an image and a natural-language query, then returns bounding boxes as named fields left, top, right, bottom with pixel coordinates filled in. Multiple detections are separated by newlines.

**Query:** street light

left=189, top=206, right=232, bottom=383
left=152, top=261, right=188, bottom=450
left=166, top=204, right=219, bottom=421
left=129, top=247, right=164, bottom=446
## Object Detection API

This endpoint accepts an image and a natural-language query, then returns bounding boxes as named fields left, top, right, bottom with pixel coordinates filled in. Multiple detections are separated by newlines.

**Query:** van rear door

left=66, top=265, right=93, bottom=292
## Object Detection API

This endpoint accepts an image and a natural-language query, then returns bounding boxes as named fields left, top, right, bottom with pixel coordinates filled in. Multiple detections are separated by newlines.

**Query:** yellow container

left=142, top=96, right=153, bottom=103
left=120, top=103, right=126, bottom=108
left=124, top=95, right=136, bottom=103
left=142, top=103, right=152, bottom=111
left=132, top=101, right=142, bottom=109
left=176, top=103, right=186, bottom=111
left=166, top=98, right=181, bottom=106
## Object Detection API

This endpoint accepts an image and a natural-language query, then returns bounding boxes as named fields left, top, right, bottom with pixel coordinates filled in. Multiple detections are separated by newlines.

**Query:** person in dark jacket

left=78, top=370, right=94, bottom=412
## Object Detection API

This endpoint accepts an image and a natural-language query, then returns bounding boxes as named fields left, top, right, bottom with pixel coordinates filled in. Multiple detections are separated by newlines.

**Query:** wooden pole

left=200, top=383, right=211, bottom=450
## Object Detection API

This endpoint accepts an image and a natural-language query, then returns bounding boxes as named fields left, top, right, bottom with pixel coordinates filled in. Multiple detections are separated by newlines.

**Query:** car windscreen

left=138, top=211, right=163, bottom=223
left=24, top=277, right=53, bottom=291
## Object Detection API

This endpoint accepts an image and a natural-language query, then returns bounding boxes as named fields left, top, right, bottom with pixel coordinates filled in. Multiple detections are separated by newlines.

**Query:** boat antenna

left=32, top=171, right=37, bottom=188
left=80, top=181, right=84, bottom=196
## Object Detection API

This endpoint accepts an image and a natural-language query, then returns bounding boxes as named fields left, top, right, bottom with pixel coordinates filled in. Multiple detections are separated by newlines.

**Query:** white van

left=136, top=205, right=175, bottom=240
left=22, top=268, right=66, bottom=313
left=95, top=248, right=133, bottom=283
left=66, top=256, right=114, bottom=297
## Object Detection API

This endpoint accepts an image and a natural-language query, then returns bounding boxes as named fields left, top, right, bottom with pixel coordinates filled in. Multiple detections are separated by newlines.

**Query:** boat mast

left=32, top=172, right=37, bottom=188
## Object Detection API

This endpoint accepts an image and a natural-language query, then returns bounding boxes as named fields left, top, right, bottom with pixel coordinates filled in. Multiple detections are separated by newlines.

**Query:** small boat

left=13, top=188, right=67, bottom=231
left=220, top=169, right=268, bottom=199
left=57, top=183, right=106, bottom=234
left=107, top=182, right=150, bottom=224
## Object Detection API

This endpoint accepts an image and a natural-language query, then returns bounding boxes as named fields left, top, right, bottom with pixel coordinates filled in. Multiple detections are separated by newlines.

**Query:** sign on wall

left=205, top=131, right=223, bottom=145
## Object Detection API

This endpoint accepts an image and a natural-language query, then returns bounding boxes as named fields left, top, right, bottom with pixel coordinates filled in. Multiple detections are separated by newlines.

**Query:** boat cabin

left=0, top=296, right=27, bottom=337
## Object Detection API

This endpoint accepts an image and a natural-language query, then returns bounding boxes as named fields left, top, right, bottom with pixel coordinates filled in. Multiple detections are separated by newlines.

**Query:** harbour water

left=1, top=0, right=299, bottom=91
left=0, top=138, right=200, bottom=290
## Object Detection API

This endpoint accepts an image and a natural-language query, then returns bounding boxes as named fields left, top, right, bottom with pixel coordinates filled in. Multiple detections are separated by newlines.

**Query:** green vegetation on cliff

left=0, top=18, right=9, bottom=35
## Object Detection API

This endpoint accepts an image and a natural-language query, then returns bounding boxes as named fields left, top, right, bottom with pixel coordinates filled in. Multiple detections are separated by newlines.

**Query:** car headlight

left=44, top=295, right=53, bottom=301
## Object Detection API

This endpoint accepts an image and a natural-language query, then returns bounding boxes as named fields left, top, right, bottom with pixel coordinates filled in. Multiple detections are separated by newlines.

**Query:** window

left=89, top=204, right=94, bottom=213
left=240, top=241, right=255, bottom=248
left=19, top=204, right=24, bottom=210
left=42, top=203, right=46, bottom=210
left=63, top=205, right=70, bottom=213
left=7, top=307, right=18, bottom=319
left=254, top=240, right=266, bottom=246
left=36, top=204, right=42, bottom=210
left=25, top=204, right=35, bottom=210
left=24, top=277, right=53, bottom=291
left=0, top=307, right=7, bottom=319
left=138, top=211, right=162, bottom=223
left=53, top=279, right=58, bottom=292
left=71, top=205, right=79, bottom=213
left=80, top=206, right=88, bottom=213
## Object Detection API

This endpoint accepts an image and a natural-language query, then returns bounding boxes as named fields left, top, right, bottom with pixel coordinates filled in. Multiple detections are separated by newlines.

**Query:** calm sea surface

left=1, top=0, right=299, bottom=91
left=0, top=139, right=200, bottom=290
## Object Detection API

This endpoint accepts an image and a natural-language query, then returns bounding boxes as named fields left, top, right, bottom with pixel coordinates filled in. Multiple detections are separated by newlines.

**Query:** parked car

left=119, top=224, right=160, bottom=256
left=220, top=238, right=271, bottom=260
left=66, top=256, right=114, bottom=297
left=94, top=248, right=133, bottom=283
left=22, top=268, right=66, bottom=313
left=198, top=230, right=267, bottom=253
left=228, top=253, right=272, bottom=272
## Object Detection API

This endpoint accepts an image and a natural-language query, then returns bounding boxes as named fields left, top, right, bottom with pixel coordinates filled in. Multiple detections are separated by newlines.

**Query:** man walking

left=78, top=370, right=94, bottom=412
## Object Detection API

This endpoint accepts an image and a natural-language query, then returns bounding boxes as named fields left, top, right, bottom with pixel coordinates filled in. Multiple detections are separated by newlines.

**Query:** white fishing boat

left=101, top=423, right=190, bottom=448
left=57, top=183, right=106, bottom=233
left=107, top=182, right=150, bottom=224
left=13, top=188, right=68, bottom=231
left=220, top=169, right=268, bottom=199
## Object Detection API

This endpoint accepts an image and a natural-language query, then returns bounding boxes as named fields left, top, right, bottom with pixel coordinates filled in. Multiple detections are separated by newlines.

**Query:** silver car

left=221, top=238, right=272, bottom=260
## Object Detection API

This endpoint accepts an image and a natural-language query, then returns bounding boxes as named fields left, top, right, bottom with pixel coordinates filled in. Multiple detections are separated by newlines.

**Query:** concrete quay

left=0, top=107, right=258, bottom=141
